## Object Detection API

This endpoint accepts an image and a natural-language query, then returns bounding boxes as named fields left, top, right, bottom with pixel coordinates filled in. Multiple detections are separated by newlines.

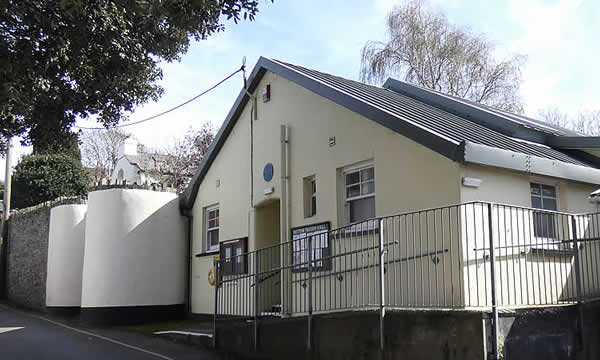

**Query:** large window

left=220, top=237, right=248, bottom=276
left=206, top=205, right=220, bottom=252
left=530, top=183, right=557, bottom=238
left=344, top=164, right=375, bottom=224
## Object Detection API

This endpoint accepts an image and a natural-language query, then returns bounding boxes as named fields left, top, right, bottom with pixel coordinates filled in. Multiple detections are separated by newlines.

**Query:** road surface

left=0, top=305, right=219, bottom=360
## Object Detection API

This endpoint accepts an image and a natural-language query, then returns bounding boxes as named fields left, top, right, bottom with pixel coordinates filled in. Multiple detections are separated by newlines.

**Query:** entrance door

left=254, top=200, right=281, bottom=315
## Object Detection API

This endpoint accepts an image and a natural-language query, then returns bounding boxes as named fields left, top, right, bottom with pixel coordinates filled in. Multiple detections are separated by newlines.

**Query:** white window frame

left=343, top=162, right=375, bottom=225
left=205, top=205, right=220, bottom=252
left=529, top=181, right=562, bottom=249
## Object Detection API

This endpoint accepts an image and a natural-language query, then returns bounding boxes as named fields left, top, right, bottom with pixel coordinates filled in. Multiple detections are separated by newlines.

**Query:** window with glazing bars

left=530, top=183, right=557, bottom=239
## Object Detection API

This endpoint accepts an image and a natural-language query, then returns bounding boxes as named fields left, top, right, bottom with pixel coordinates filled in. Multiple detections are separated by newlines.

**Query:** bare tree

left=537, top=106, right=600, bottom=136
left=155, top=122, right=216, bottom=191
left=575, top=111, right=600, bottom=136
left=361, top=0, right=526, bottom=113
left=537, top=106, right=570, bottom=129
left=79, top=128, right=130, bottom=184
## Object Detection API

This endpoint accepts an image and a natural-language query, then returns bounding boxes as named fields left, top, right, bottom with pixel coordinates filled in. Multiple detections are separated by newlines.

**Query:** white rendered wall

left=81, top=189, right=186, bottom=308
left=46, top=204, right=88, bottom=307
left=110, top=157, right=140, bottom=184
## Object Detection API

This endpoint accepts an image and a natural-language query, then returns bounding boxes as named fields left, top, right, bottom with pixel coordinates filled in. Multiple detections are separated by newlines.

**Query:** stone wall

left=5, top=197, right=85, bottom=311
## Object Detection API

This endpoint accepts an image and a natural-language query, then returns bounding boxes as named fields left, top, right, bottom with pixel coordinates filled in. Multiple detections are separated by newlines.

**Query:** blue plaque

left=263, top=163, right=274, bottom=182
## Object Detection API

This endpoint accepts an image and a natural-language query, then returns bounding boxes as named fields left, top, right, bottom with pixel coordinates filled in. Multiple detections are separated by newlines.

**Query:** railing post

left=254, top=252, right=260, bottom=351
left=213, top=259, right=219, bottom=349
left=571, top=216, right=584, bottom=351
left=571, top=216, right=583, bottom=302
left=487, top=203, right=500, bottom=360
left=378, top=218, right=386, bottom=352
left=307, top=234, right=313, bottom=352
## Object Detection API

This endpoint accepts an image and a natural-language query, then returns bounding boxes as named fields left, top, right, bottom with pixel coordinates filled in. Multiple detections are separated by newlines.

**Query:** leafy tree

left=34, top=130, right=81, bottom=160
left=11, top=154, right=88, bottom=209
left=1, top=0, right=272, bottom=148
left=361, top=0, right=525, bottom=113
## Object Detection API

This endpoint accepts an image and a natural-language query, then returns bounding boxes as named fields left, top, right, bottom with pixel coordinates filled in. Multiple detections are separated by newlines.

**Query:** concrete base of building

left=46, top=306, right=81, bottom=318
left=214, top=309, right=486, bottom=360
left=80, top=304, right=185, bottom=326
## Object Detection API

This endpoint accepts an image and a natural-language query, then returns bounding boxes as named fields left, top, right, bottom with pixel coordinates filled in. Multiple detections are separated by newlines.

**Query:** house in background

left=110, top=137, right=169, bottom=186
left=179, top=57, right=600, bottom=318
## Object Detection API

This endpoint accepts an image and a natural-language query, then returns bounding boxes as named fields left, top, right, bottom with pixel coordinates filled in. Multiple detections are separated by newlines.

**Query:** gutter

left=546, top=136, right=600, bottom=149
left=462, top=141, right=600, bottom=185
left=181, top=208, right=193, bottom=316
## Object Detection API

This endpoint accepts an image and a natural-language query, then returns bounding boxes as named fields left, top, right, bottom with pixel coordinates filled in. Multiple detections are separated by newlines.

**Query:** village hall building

left=179, top=57, right=600, bottom=317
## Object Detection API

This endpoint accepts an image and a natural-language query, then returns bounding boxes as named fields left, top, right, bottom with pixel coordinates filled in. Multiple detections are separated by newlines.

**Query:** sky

left=2, top=0, right=600, bottom=178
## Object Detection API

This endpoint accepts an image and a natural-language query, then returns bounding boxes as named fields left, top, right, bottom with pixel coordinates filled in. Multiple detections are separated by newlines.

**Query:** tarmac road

left=0, top=304, right=219, bottom=360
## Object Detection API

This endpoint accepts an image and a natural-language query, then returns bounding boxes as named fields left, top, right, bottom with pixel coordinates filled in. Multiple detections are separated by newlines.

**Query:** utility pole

left=0, top=136, right=13, bottom=299
left=1, top=136, right=13, bottom=239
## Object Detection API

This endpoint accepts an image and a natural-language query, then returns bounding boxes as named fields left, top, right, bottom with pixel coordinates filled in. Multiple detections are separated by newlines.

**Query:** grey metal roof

left=180, top=57, right=600, bottom=210
left=279, top=60, right=591, bottom=167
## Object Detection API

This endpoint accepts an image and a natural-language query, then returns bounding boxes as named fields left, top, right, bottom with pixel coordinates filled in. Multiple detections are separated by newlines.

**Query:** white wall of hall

left=190, top=70, right=463, bottom=314
left=81, top=189, right=186, bottom=308
left=46, top=204, right=88, bottom=307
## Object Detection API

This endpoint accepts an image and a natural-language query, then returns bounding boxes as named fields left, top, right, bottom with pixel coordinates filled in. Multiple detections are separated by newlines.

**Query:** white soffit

left=463, top=141, right=600, bottom=185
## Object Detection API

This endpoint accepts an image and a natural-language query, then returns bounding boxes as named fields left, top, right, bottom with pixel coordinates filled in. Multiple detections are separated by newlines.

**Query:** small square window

left=304, top=176, right=317, bottom=218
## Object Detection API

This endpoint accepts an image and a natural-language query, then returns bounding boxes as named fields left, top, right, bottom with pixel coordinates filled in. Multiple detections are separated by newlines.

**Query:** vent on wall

left=462, top=177, right=482, bottom=188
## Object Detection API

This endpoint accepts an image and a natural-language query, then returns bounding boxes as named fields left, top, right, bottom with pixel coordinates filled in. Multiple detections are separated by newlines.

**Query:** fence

left=212, top=201, right=600, bottom=352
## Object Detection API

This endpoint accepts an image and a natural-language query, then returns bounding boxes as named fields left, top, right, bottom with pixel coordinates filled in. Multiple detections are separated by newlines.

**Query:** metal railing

left=212, top=201, right=600, bottom=352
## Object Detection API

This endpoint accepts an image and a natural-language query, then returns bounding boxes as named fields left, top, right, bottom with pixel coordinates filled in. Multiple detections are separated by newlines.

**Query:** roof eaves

left=179, top=62, right=266, bottom=210
left=547, top=136, right=600, bottom=149
left=463, top=141, right=600, bottom=185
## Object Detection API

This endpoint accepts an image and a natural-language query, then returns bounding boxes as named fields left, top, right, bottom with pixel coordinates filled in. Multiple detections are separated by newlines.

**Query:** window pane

left=208, top=219, right=216, bottom=228
left=235, top=247, right=242, bottom=263
left=311, top=196, right=317, bottom=216
left=531, top=196, right=542, bottom=209
left=543, top=198, right=557, bottom=211
left=533, top=213, right=557, bottom=238
left=345, top=171, right=359, bottom=186
left=225, top=247, right=231, bottom=260
left=311, top=180, right=316, bottom=194
left=530, top=183, right=541, bottom=195
left=361, top=167, right=374, bottom=181
left=349, top=197, right=375, bottom=223
left=542, top=185, right=556, bottom=197
left=361, top=181, right=375, bottom=195
left=346, top=185, right=360, bottom=198
left=208, top=229, right=219, bottom=246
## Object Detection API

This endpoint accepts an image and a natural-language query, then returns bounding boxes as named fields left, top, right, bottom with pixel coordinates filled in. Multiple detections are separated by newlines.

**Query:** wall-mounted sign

left=263, top=163, right=274, bottom=182
left=291, top=222, right=331, bottom=272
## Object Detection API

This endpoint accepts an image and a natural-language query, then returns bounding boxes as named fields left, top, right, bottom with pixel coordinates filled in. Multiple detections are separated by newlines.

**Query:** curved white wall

left=81, top=189, right=186, bottom=308
left=46, top=204, right=88, bottom=307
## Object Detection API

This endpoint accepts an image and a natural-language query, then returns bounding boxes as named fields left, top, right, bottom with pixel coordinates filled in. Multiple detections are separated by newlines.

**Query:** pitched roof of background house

left=180, top=57, right=600, bottom=210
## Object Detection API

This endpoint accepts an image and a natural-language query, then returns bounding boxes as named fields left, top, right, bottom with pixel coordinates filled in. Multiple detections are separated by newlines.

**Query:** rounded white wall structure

left=81, top=189, right=187, bottom=325
left=46, top=204, right=87, bottom=314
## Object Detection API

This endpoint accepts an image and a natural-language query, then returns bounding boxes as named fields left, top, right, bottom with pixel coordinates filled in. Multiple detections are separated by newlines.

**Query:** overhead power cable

left=75, top=66, right=244, bottom=130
